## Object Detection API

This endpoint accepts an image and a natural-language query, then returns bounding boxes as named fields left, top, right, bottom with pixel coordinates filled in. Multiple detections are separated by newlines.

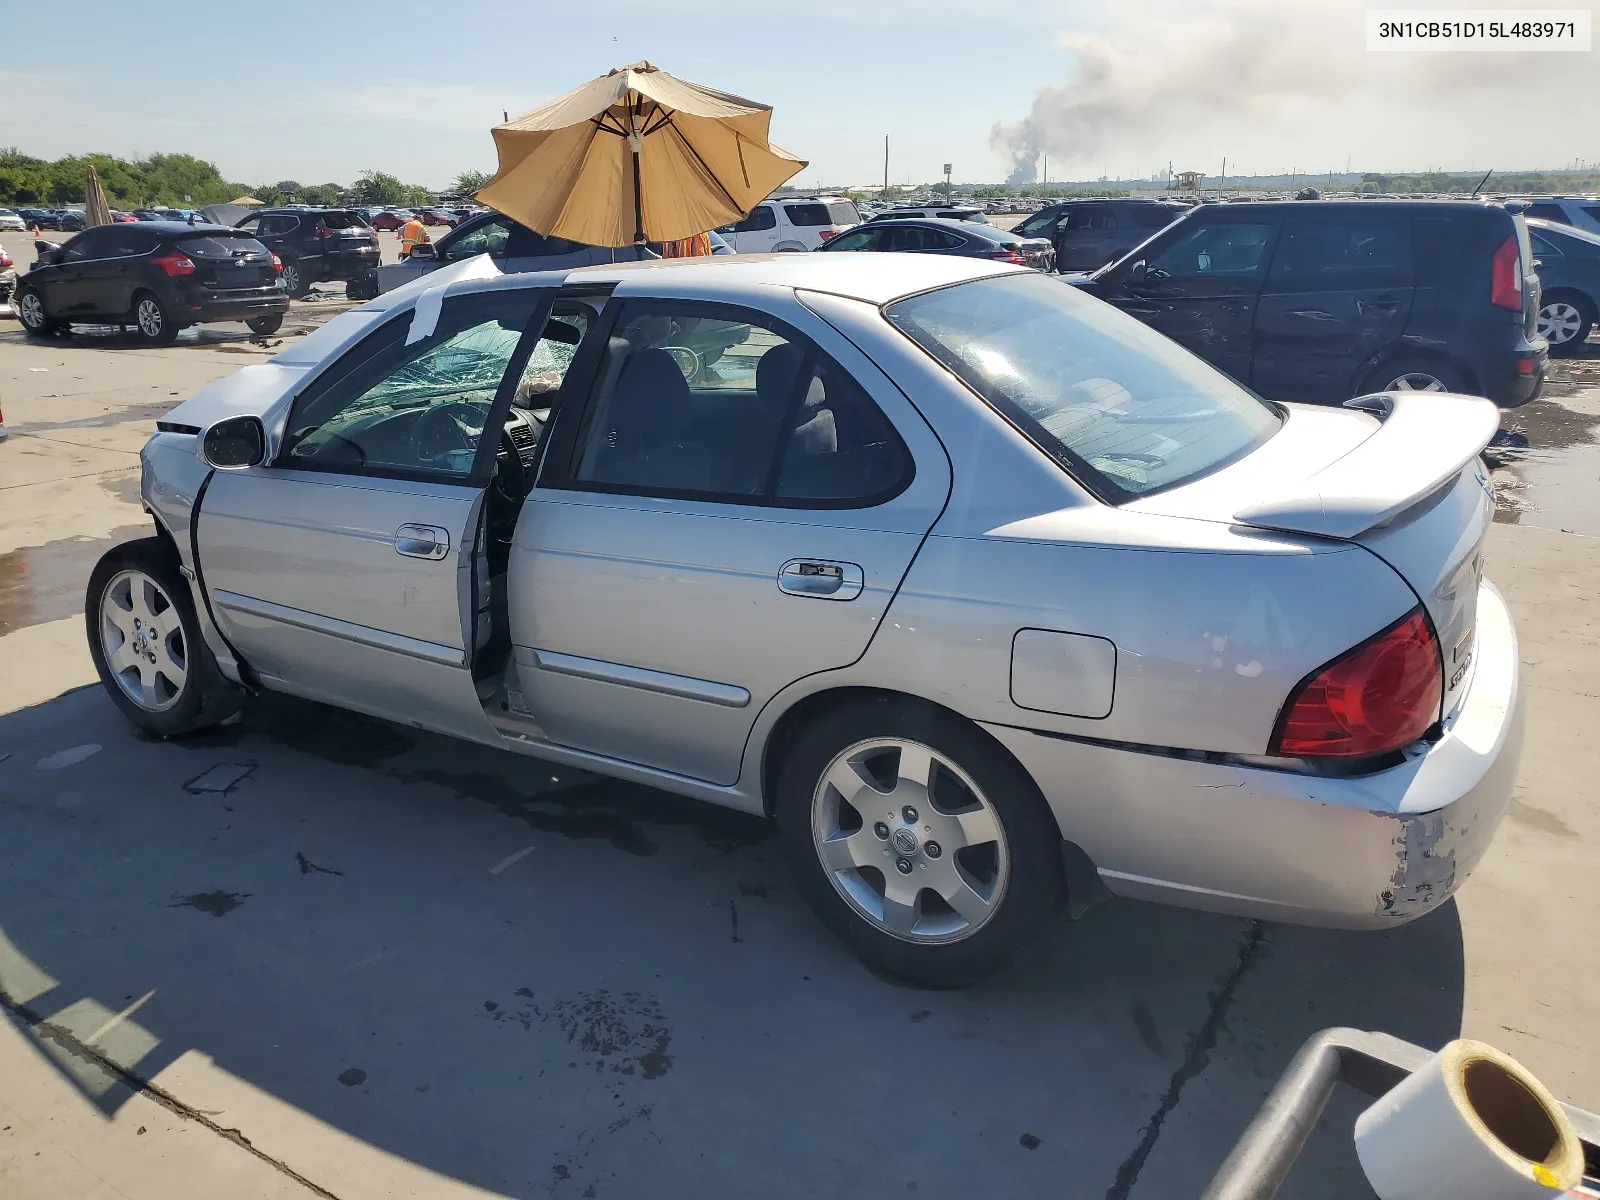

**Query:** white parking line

left=489, top=845, right=537, bottom=876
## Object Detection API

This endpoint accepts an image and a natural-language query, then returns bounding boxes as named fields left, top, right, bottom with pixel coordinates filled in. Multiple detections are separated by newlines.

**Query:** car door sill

left=213, top=590, right=466, bottom=667
left=528, top=648, right=751, bottom=708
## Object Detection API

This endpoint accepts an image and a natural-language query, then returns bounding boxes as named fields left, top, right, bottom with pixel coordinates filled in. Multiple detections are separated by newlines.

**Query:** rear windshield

left=319, top=211, right=368, bottom=229
left=828, top=201, right=860, bottom=225
left=784, top=203, right=832, bottom=227
left=176, top=234, right=270, bottom=259
left=937, top=209, right=987, bottom=223
left=886, top=273, right=1281, bottom=500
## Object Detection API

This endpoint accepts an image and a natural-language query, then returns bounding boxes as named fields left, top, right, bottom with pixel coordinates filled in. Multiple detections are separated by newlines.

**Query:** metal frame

left=1202, top=1027, right=1600, bottom=1199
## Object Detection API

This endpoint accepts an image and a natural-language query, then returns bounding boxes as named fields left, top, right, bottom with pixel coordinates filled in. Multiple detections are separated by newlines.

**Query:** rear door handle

left=1288, top=308, right=1339, bottom=321
left=778, top=559, right=863, bottom=601
left=394, top=523, right=449, bottom=560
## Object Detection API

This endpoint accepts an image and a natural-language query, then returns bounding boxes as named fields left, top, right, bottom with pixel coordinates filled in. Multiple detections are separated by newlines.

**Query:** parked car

left=716, top=196, right=861, bottom=252
left=14, top=221, right=287, bottom=344
left=371, top=209, right=655, bottom=294
left=867, top=204, right=989, bottom=225
left=1527, top=217, right=1600, bottom=354
left=1069, top=200, right=1547, bottom=408
left=89, top=251, right=1520, bottom=984
left=57, top=211, right=87, bottom=231
left=109, top=211, right=139, bottom=223
left=0, top=209, right=25, bottom=232
left=1011, top=199, right=1186, bottom=271
left=16, top=208, right=59, bottom=229
left=1521, top=196, right=1600, bottom=238
left=818, top=217, right=1054, bottom=270
left=417, top=208, right=457, bottom=227
left=367, top=209, right=412, bottom=232
left=233, top=207, right=379, bottom=298
left=0, top=247, right=15, bottom=310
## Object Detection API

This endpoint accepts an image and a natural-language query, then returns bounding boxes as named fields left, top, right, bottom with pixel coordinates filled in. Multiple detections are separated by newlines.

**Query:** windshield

left=885, top=272, right=1281, bottom=499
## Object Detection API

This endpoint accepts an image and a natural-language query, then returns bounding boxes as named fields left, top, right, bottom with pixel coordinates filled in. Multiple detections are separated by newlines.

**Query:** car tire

left=346, top=273, right=379, bottom=302
left=1360, top=354, right=1471, bottom=396
left=774, top=697, right=1065, bottom=986
left=279, top=258, right=310, bottom=299
left=85, top=536, right=243, bottom=738
left=1539, top=290, right=1595, bottom=357
left=131, top=291, right=178, bottom=346
left=246, top=313, right=284, bottom=336
left=15, top=286, right=59, bottom=337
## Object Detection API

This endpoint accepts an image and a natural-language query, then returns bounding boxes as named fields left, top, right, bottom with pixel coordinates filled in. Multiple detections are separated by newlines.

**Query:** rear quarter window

left=319, top=211, right=368, bottom=229
left=784, top=203, right=832, bottom=227
left=828, top=201, right=860, bottom=225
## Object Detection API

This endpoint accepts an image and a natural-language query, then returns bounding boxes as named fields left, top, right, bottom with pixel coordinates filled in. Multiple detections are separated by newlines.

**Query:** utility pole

left=943, top=162, right=953, bottom=203
left=884, top=135, right=889, bottom=193
left=1042, top=152, right=1047, bottom=190
left=1220, top=156, right=1226, bottom=198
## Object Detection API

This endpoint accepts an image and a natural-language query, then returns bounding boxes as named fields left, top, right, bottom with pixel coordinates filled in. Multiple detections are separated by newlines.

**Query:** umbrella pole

left=631, top=143, right=657, bottom=259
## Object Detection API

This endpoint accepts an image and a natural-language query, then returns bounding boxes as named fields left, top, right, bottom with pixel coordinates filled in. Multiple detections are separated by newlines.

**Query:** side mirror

left=199, top=416, right=267, bottom=469
left=408, top=243, right=438, bottom=261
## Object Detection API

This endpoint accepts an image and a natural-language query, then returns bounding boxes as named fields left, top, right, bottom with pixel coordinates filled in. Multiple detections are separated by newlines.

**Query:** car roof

left=1527, top=217, right=1600, bottom=246
left=864, top=216, right=1015, bottom=239
left=567, top=250, right=1019, bottom=304
left=257, top=206, right=357, bottom=215
left=73, top=221, right=236, bottom=236
left=1191, top=199, right=1506, bottom=215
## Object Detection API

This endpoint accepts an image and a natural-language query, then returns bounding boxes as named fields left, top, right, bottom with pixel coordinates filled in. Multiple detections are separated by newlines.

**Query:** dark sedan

left=1528, top=217, right=1600, bottom=355
left=15, top=222, right=288, bottom=345
left=817, top=217, right=1055, bottom=271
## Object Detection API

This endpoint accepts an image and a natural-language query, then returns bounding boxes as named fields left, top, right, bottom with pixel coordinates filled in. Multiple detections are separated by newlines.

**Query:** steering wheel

left=410, top=401, right=488, bottom=470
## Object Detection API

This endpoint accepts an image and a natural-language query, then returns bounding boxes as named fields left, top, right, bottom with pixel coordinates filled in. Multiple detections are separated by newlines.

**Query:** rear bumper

left=985, top=580, right=1522, bottom=929
left=177, top=292, right=289, bottom=323
left=1483, top=343, right=1547, bottom=408
left=311, top=250, right=381, bottom=280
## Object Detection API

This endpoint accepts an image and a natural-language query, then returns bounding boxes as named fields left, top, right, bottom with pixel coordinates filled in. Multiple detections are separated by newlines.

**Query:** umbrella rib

left=660, top=115, right=745, bottom=215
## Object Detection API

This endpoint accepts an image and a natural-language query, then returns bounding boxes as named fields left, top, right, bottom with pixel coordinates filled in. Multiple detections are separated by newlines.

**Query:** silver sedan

left=88, top=251, right=1522, bottom=984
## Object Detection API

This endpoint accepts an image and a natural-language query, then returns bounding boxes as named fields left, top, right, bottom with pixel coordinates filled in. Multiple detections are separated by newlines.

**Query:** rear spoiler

left=1232, top=393, right=1500, bottom=539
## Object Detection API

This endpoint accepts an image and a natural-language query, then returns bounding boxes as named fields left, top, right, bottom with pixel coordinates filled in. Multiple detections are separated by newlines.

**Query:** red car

left=416, top=209, right=456, bottom=227
left=367, top=210, right=412, bottom=231
left=109, top=211, right=139, bottom=223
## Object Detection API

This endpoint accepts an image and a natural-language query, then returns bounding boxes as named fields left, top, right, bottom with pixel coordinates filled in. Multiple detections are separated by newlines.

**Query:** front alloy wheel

left=99, top=569, right=189, bottom=712
left=1384, top=371, right=1448, bottom=392
left=17, top=289, right=51, bottom=334
left=812, top=738, right=1009, bottom=944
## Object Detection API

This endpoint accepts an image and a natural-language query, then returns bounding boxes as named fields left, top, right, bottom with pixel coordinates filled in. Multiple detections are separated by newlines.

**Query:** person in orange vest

left=398, top=214, right=429, bottom=258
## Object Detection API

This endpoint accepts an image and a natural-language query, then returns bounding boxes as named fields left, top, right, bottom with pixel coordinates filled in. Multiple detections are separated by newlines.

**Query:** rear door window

left=1529, top=231, right=1563, bottom=259
left=319, top=211, right=368, bottom=230
left=825, top=228, right=879, bottom=251
left=1129, top=204, right=1181, bottom=228
left=1266, top=217, right=1412, bottom=290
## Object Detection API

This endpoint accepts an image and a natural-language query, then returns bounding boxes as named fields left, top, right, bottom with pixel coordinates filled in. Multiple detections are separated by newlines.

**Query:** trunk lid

left=174, top=232, right=278, bottom=291
left=1129, top=393, right=1499, bottom=719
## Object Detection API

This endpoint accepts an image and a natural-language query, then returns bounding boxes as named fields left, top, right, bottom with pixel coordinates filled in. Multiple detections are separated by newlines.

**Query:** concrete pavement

left=1, top=280, right=1597, bottom=1199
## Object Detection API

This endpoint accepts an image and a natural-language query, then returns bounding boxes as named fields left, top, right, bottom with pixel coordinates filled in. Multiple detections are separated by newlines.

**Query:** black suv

left=15, top=222, right=288, bottom=345
left=1012, top=199, right=1185, bottom=270
left=233, top=207, right=378, bottom=298
left=1070, top=200, right=1547, bottom=408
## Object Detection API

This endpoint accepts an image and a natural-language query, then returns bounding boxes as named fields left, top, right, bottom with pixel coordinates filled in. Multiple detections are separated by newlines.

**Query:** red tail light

left=316, top=226, right=339, bottom=239
left=0, top=251, right=11, bottom=269
left=270, top=254, right=283, bottom=273
left=150, top=252, right=195, bottom=277
left=991, top=249, right=1029, bottom=265
left=1271, top=608, right=1442, bottom=758
left=1490, top=235, right=1523, bottom=310
left=818, top=229, right=838, bottom=242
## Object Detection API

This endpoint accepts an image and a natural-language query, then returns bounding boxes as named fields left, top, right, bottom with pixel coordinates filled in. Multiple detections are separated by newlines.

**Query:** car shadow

left=0, top=687, right=1464, bottom=1199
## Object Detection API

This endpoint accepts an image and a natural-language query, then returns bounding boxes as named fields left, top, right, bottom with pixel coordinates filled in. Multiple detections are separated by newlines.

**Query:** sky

left=2, top=0, right=1596, bottom=190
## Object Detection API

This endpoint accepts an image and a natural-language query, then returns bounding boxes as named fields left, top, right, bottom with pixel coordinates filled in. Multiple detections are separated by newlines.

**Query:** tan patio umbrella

left=227, top=195, right=265, bottom=207
left=477, top=61, right=806, bottom=249
left=85, top=166, right=112, bottom=227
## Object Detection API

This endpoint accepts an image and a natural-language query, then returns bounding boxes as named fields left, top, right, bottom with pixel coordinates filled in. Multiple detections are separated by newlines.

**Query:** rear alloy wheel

left=246, top=313, right=284, bottom=336
left=1362, top=355, right=1469, bottom=397
left=1539, top=294, right=1594, bottom=357
left=132, top=292, right=178, bottom=345
left=16, top=288, right=57, bottom=337
left=777, top=700, right=1063, bottom=985
left=279, top=259, right=310, bottom=299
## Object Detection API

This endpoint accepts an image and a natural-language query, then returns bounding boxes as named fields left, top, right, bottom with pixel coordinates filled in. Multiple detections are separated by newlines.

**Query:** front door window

left=280, top=290, right=544, bottom=478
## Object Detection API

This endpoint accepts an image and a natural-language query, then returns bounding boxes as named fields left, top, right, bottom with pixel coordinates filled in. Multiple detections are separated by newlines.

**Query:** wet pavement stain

left=0, top=524, right=150, bottom=636
left=170, top=890, right=248, bottom=917
left=1486, top=350, right=1600, bottom=535
left=295, top=851, right=344, bottom=876
left=485, top=988, right=674, bottom=1079
left=1129, top=1000, right=1168, bottom=1059
left=338, top=1067, right=367, bottom=1087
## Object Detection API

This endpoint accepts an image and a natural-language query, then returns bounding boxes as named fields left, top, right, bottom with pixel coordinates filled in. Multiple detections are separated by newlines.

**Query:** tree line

left=0, top=149, right=492, bottom=210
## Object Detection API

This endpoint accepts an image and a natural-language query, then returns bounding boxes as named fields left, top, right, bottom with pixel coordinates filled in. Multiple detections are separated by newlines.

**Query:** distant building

left=1172, top=171, right=1205, bottom=193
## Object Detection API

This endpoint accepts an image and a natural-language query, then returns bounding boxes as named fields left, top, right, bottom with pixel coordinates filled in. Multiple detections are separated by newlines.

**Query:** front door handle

left=394, top=523, right=449, bottom=560
left=778, top=559, right=864, bottom=601
left=1288, top=308, right=1339, bottom=321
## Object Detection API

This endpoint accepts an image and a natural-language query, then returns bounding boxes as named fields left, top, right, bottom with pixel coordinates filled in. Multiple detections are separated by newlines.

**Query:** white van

left=717, top=197, right=861, bottom=252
